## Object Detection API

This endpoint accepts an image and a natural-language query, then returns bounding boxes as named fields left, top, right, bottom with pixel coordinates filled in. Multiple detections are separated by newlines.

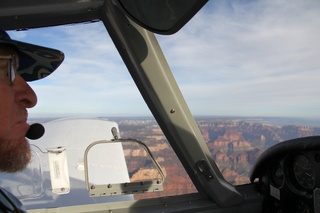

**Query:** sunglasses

left=0, top=55, right=16, bottom=84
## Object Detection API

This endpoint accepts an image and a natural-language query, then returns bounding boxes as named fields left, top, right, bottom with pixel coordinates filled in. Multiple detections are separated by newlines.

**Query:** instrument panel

left=269, top=152, right=319, bottom=192
left=250, top=136, right=320, bottom=213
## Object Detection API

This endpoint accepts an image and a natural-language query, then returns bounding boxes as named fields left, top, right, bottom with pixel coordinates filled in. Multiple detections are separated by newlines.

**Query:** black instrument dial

left=293, top=154, right=315, bottom=190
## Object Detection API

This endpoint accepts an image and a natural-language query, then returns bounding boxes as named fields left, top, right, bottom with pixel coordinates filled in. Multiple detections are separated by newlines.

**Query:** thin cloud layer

left=158, top=0, right=320, bottom=118
left=8, top=0, right=320, bottom=119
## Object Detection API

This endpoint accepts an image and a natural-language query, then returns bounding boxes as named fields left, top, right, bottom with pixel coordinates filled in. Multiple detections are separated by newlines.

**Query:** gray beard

left=0, top=138, right=31, bottom=172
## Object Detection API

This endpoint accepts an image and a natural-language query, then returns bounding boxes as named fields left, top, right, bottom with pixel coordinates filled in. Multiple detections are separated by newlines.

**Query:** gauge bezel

left=287, top=153, right=316, bottom=192
left=293, top=154, right=315, bottom=190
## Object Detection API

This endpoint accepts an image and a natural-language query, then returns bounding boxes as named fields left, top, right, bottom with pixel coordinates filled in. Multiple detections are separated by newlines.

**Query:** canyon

left=114, top=117, right=320, bottom=199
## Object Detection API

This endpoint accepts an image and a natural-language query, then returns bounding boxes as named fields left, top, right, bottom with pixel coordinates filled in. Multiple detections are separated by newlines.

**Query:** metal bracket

left=84, top=138, right=165, bottom=197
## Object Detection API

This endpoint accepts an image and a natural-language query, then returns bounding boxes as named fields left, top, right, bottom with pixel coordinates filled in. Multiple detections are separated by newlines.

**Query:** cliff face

left=199, top=120, right=320, bottom=184
left=125, top=143, right=197, bottom=199
left=116, top=118, right=320, bottom=199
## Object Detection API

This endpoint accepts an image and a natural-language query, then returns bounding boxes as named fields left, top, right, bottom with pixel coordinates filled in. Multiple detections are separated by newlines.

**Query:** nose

left=13, top=74, right=38, bottom=108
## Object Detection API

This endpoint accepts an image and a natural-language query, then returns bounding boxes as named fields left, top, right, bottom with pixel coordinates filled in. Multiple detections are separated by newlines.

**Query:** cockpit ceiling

left=0, top=0, right=105, bottom=30
left=0, top=0, right=208, bottom=34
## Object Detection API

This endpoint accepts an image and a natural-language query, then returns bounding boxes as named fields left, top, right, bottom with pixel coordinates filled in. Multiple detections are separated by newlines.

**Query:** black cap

left=0, top=29, right=64, bottom=82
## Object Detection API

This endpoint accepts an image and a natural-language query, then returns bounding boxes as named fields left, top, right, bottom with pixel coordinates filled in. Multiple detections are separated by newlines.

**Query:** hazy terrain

left=112, top=116, right=320, bottom=199
left=29, top=116, right=320, bottom=199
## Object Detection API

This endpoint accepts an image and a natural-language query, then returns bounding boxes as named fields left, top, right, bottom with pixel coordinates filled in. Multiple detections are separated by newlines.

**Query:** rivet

left=170, top=109, right=175, bottom=114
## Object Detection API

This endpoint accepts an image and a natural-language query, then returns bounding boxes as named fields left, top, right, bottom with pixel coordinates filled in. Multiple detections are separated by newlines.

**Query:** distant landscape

left=111, top=116, right=320, bottom=199
left=29, top=116, right=320, bottom=199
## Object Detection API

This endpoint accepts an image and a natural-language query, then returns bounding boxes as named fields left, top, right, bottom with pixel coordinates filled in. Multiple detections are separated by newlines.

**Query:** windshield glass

left=3, top=0, right=320, bottom=208
left=7, top=22, right=198, bottom=204
left=157, top=0, right=320, bottom=184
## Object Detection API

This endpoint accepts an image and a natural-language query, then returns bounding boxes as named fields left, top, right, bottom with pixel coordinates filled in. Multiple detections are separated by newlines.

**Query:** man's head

left=0, top=29, right=64, bottom=172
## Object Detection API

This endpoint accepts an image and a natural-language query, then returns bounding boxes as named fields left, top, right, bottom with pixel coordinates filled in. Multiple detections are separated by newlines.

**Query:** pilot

left=0, top=29, right=64, bottom=212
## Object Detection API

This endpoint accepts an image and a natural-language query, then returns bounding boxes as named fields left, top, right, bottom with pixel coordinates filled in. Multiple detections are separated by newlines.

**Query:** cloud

left=22, top=23, right=149, bottom=117
left=157, top=0, right=320, bottom=118
left=9, top=0, right=320, bottom=119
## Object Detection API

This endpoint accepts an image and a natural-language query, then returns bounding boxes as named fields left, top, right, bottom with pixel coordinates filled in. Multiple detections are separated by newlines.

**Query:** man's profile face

left=0, top=44, right=37, bottom=172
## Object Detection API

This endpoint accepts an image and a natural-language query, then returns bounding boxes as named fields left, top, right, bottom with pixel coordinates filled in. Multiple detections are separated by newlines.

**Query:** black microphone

left=26, top=123, right=45, bottom=140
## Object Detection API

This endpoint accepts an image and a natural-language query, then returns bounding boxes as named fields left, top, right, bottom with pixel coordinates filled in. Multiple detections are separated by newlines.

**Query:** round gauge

left=293, top=154, right=315, bottom=190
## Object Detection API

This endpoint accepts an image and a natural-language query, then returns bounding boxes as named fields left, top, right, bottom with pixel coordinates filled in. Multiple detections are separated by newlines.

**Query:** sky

left=8, top=0, right=320, bottom=119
